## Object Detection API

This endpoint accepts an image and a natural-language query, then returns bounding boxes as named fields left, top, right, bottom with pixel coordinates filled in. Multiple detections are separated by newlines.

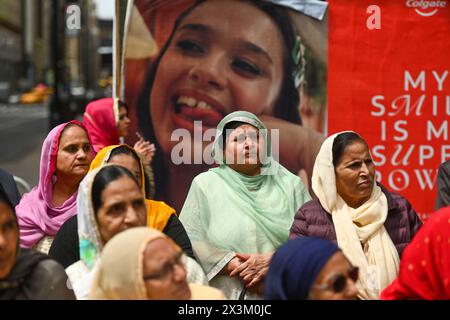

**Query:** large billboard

left=329, top=0, right=450, bottom=220
left=117, top=0, right=449, bottom=219
left=120, top=0, right=328, bottom=212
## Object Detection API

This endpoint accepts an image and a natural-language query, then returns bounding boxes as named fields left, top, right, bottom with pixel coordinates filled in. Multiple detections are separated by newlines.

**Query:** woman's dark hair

left=0, top=183, right=19, bottom=246
left=332, top=132, right=367, bottom=167
left=0, top=168, right=21, bottom=208
left=0, top=184, right=19, bottom=252
left=0, top=184, right=15, bottom=217
left=91, top=165, right=139, bottom=215
left=303, top=48, right=327, bottom=106
left=249, top=0, right=302, bottom=124
left=136, top=0, right=301, bottom=198
left=108, top=145, right=151, bottom=198
left=118, top=100, right=128, bottom=111
left=108, top=145, right=142, bottom=169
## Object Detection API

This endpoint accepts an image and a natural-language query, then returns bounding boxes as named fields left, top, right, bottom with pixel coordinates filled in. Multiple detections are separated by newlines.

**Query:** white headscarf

left=312, top=131, right=399, bottom=300
left=77, top=166, right=106, bottom=271
left=66, top=165, right=113, bottom=300
left=89, top=227, right=225, bottom=300
left=89, top=227, right=164, bottom=299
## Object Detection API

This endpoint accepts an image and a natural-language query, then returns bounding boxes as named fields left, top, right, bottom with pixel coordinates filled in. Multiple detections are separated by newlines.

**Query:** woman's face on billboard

left=150, top=0, right=285, bottom=154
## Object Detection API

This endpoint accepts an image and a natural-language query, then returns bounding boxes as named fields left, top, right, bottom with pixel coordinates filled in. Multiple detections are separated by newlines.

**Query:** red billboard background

left=329, top=0, right=450, bottom=220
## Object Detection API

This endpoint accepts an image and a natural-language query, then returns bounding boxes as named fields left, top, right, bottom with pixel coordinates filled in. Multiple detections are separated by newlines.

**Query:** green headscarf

left=212, top=111, right=280, bottom=175
left=180, top=111, right=311, bottom=281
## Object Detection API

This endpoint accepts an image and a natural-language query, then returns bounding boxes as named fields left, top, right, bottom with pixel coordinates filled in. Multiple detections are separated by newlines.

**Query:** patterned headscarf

left=381, top=207, right=450, bottom=300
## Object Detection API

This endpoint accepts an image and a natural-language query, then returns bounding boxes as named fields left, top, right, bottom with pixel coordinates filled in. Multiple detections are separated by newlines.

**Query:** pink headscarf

left=16, top=121, right=93, bottom=248
left=83, top=98, right=120, bottom=153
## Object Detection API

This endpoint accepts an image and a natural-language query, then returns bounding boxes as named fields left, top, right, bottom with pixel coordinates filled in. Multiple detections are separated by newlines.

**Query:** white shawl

left=312, top=132, right=399, bottom=300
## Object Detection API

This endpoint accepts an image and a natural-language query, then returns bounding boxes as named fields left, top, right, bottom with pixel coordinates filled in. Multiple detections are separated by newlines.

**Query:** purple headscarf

left=15, top=121, right=93, bottom=248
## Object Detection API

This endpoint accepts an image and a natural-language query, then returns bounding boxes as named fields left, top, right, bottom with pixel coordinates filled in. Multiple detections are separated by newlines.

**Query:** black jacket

left=0, top=249, right=75, bottom=300
left=435, top=160, right=450, bottom=210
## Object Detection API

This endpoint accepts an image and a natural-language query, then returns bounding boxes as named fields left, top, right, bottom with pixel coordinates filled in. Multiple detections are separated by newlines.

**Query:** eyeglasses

left=312, top=266, right=359, bottom=294
left=143, top=251, right=184, bottom=281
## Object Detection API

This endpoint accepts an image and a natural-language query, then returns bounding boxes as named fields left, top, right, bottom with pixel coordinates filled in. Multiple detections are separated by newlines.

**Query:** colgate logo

left=406, top=0, right=447, bottom=16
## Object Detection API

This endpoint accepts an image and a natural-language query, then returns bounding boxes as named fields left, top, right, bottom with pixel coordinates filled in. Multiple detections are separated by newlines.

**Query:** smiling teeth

left=177, top=96, right=212, bottom=110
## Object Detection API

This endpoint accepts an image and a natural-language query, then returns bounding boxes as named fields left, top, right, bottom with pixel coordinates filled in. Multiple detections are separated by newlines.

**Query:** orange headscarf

left=89, top=145, right=175, bottom=231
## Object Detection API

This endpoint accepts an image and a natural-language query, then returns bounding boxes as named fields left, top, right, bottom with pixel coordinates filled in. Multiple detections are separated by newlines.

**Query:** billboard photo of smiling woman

left=119, top=0, right=328, bottom=212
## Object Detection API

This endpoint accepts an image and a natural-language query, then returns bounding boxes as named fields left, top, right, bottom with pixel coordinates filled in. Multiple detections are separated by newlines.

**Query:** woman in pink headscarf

left=83, top=98, right=157, bottom=197
left=15, top=121, right=93, bottom=253
left=83, top=98, right=155, bottom=172
left=83, top=98, right=123, bottom=153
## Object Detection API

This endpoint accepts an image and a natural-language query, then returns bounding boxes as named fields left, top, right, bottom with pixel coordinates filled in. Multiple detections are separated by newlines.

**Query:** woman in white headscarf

left=67, top=165, right=206, bottom=300
left=89, top=227, right=224, bottom=300
left=289, top=131, right=422, bottom=299
left=66, top=165, right=147, bottom=299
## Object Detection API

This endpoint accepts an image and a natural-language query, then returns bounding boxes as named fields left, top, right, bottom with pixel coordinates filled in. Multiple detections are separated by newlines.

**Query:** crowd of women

left=1, top=0, right=450, bottom=301
left=2, top=103, right=449, bottom=300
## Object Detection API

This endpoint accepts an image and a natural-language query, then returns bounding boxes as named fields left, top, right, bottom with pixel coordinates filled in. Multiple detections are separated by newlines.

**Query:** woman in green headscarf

left=179, top=111, right=311, bottom=300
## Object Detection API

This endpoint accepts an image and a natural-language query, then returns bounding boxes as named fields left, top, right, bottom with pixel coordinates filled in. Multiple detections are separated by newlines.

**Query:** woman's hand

left=258, top=115, right=325, bottom=182
left=229, top=252, right=273, bottom=288
left=219, top=256, right=245, bottom=276
left=134, top=133, right=156, bottom=165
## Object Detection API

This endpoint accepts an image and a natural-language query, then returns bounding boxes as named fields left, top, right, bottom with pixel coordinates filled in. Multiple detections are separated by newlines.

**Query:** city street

left=0, top=103, right=48, bottom=190
left=0, top=0, right=112, bottom=196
